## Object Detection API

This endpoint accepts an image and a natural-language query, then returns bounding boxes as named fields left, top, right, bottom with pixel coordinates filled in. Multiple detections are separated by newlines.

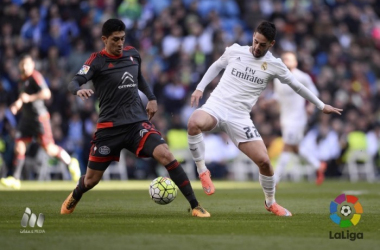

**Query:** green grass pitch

left=1, top=180, right=379, bottom=250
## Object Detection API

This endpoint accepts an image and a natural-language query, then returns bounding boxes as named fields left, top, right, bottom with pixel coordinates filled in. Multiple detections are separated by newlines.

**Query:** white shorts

left=281, top=125, right=306, bottom=145
left=199, top=102, right=262, bottom=147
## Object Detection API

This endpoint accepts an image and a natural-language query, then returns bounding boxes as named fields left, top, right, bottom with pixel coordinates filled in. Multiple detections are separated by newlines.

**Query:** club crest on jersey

left=130, top=56, right=133, bottom=62
left=78, top=65, right=90, bottom=75
left=98, top=146, right=111, bottom=155
left=261, top=62, right=268, bottom=70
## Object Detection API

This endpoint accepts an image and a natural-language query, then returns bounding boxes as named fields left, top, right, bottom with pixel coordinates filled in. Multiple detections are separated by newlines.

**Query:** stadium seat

left=221, top=0, right=240, bottom=17
left=35, top=148, right=71, bottom=181
left=343, top=150, right=376, bottom=182
left=197, top=0, right=222, bottom=18
left=281, top=159, right=316, bottom=182
left=102, top=149, right=128, bottom=180
left=182, top=0, right=194, bottom=7
left=220, top=18, right=246, bottom=33
left=228, top=152, right=259, bottom=181
left=147, top=0, right=171, bottom=15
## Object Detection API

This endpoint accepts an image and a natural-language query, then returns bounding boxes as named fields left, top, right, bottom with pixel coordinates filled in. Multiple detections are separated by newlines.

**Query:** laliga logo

left=330, top=193, right=363, bottom=227
left=329, top=194, right=363, bottom=241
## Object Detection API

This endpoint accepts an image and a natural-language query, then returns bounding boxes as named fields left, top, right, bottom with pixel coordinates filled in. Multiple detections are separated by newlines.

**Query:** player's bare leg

left=316, top=162, right=327, bottom=185
left=152, top=143, right=210, bottom=217
left=44, top=143, right=81, bottom=181
left=274, top=144, right=298, bottom=184
left=187, top=110, right=217, bottom=195
left=61, top=166, right=104, bottom=214
left=1, top=140, right=28, bottom=189
left=239, top=140, right=292, bottom=216
left=299, top=146, right=326, bottom=185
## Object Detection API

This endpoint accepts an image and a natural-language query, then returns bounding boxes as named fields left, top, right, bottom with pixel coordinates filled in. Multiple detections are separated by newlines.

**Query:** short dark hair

left=102, top=19, right=126, bottom=37
left=256, top=21, right=276, bottom=41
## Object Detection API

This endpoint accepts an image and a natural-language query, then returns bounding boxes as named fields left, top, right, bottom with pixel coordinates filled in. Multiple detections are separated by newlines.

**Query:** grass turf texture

left=1, top=180, right=379, bottom=250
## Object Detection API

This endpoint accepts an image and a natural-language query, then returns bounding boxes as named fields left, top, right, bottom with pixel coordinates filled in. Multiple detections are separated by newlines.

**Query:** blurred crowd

left=0, top=0, right=380, bottom=180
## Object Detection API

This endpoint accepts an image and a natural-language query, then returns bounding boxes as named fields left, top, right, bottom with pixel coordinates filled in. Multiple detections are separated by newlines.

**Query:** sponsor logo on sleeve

left=78, top=65, right=90, bottom=75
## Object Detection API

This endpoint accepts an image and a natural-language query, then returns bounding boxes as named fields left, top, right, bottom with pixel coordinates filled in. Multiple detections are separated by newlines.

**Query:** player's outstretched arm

left=322, top=104, right=343, bottom=115
left=191, top=47, right=230, bottom=108
left=287, top=79, right=343, bottom=115
left=193, top=58, right=226, bottom=104
left=191, top=60, right=226, bottom=108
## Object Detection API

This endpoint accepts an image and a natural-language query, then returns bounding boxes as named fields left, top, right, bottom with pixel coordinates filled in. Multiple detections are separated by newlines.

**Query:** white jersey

left=197, top=43, right=321, bottom=113
left=274, top=68, right=319, bottom=127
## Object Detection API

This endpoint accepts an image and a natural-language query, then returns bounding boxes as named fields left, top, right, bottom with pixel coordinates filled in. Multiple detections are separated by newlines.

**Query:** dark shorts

left=16, top=113, right=54, bottom=147
left=89, top=121, right=165, bottom=164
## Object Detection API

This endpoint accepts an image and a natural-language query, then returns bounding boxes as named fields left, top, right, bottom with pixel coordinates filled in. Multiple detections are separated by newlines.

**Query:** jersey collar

left=101, top=49, right=122, bottom=59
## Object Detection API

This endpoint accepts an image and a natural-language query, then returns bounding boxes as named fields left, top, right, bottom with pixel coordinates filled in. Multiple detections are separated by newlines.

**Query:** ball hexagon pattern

left=340, top=205, right=352, bottom=217
left=149, top=177, right=177, bottom=205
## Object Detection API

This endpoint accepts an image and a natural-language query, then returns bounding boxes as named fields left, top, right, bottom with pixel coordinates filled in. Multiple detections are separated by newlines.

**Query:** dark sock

left=72, top=175, right=91, bottom=201
left=165, top=160, right=198, bottom=209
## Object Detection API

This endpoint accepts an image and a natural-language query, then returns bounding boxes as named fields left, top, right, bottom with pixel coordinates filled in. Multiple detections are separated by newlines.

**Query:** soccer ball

left=149, top=177, right=177, bottom=205
left=340, top=205, right=352, bottom=217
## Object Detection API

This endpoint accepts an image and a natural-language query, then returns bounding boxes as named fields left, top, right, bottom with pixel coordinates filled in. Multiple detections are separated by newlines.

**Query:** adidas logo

left=237, top=57, right=241, bottom=61
left=108, top=63, right=114, bottom=68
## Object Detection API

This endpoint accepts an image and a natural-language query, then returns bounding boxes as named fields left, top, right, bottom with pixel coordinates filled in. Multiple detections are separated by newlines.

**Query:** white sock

left=299, top=149, right=320, bottom=170
left=259, top=173, right=276, bottom=207
left=188, top=134, right=207, bottom=174
left=274, top=152, right=292, bottom=184
left=195, top=160, right=208, bottom=174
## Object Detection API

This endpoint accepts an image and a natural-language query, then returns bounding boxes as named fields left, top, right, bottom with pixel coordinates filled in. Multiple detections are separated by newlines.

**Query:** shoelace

left=67, top=198, right=77, bottom=209
left=196, top=206, right=206, bottom=213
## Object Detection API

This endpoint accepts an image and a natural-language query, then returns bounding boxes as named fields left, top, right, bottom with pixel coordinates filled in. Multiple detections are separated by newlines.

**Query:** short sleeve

left=31, top=71, right=48, bottom=90
left=76, top=52, right=101, bottom=81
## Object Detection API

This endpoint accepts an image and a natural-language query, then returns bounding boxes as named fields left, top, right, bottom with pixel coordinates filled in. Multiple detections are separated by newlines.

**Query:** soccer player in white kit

left=187, top=21, right=342, bottom=216
left=269, top=52, right=327, bottom=185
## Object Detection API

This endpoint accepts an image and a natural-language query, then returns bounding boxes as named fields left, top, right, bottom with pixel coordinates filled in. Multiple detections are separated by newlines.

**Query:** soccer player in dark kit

left=61, top=19, right=210, bottom=217
left=1, top=55, right=81, bottom=189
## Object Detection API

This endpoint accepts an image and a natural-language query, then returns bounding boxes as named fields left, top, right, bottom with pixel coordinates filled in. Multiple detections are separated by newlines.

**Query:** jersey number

left=243, top=127, right=261, bottom=139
